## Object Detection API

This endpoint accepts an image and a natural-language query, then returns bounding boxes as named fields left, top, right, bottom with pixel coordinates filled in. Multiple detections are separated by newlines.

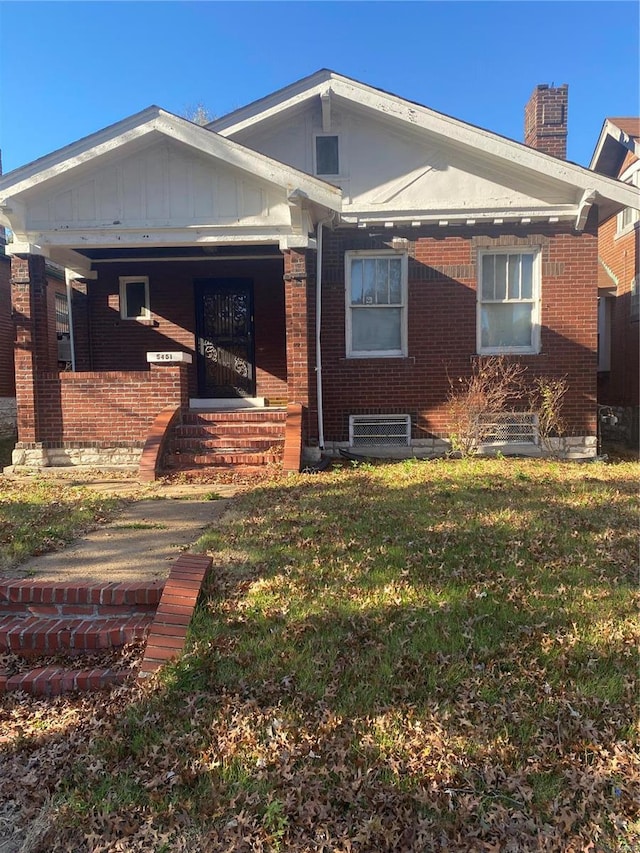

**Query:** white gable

left=24, top=138, right=290, bottom=231
left=214, top=71, right=638, bottom=225
left=226, top=98, right=578, bottom=222
left=0, top=106, right=342, bottom=273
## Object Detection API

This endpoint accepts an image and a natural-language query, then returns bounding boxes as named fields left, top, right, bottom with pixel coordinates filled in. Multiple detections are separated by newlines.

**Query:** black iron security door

left=194, top=279, right=256, bottom=398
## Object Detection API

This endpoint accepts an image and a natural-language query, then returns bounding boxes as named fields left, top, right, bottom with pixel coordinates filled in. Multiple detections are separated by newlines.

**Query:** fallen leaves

left=1, top=458, right=639, bottom=851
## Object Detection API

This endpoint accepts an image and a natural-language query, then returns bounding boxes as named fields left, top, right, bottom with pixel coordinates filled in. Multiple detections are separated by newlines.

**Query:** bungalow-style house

left=590, top=118, right=639, bottom=449
left=0, top=72, right=637, bottom=476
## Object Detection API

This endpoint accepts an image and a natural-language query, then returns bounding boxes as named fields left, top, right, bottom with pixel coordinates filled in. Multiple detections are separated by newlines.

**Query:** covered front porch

left=0, top=106, right=341, bottom=474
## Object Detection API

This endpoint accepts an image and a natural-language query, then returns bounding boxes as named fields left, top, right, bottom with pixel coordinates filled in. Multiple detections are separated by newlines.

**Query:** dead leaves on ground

left=0, top=459, right=638, bottom=851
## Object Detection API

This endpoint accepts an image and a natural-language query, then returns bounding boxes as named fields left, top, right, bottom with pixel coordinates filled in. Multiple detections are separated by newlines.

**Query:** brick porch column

left=283, top=248, right=318, bottom=447
left=11, top=253, right=50, bottom=444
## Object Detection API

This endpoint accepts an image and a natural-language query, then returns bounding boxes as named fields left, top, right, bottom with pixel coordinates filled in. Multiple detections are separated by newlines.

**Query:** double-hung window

left=477, top=250, right=540, bottom=354
left=346, top=251, right=407, bottom=357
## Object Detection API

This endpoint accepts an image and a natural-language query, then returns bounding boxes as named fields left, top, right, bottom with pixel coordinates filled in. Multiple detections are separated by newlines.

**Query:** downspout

left=315, top=214, right=334, bottom=451
left=64, top=268, right=77, bottom=372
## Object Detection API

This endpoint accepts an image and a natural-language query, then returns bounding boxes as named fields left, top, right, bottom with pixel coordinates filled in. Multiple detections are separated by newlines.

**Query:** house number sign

left=146, top=351, right=193, bottom=364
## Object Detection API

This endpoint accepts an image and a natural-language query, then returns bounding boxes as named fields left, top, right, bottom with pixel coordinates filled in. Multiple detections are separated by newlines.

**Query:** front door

left=194, top=279, right=256, bottom=398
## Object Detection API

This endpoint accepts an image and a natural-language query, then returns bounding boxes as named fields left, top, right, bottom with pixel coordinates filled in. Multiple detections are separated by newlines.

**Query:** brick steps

left=0, top=556, right=213, bottom=697
left=0, top=666, right=130, bottom=697
left=184, top=409, right=287, bottom=424
left=163, top=408, right=286, bottom=472
left=0, top=579, right=164, bottom=614
left=0, top=614, right=154, bottom=656
left=167, top=436, right=284, bottom=452
left=165, top=450, right=282, bottom=468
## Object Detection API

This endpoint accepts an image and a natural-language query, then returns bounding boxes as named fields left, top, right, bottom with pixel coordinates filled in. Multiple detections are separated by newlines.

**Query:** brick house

left=0, top=71, right=636, bottom=475
left=590, top=118, right=639, bottom=448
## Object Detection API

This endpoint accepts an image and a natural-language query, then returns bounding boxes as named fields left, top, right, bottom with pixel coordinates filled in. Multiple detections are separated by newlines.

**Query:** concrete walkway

left=2, top=477, right=238, bottom=583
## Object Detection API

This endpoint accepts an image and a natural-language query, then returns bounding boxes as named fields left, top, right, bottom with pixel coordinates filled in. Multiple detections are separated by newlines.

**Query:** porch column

left=283, top=247, right=319, bottom=452
left=283, top=248, right=313, bottom=409
left=11, top=253, right=50, bottom=444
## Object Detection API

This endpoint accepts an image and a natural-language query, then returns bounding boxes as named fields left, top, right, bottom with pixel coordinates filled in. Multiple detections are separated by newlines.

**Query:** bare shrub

left=531, top=375, right=569, bottom=455
left=447, top=357, right=528, bottom=456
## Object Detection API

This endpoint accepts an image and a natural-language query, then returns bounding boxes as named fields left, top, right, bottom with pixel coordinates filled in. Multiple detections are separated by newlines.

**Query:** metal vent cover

left=478, top=412, right=538, bottom=444
left=349, top=414, right=411, bottom=447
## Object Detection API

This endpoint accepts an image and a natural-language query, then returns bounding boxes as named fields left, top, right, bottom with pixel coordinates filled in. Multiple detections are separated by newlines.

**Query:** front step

left=0, top=556, right=213, bottom=697
left=165, top=451, right=282, bottom=469
left=0, top=666, right=130, bottom=697
left=0, top=580, right=163, bottom=696
left=0, top=614, right=154, bottom=656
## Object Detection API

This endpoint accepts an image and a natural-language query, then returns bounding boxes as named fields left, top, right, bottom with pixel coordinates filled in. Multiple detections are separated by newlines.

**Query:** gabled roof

left=590, top=117, right=640, bottom=178
left=0, top=106, right=342, bottom=213
left=211, top=69, right=638, bottom=222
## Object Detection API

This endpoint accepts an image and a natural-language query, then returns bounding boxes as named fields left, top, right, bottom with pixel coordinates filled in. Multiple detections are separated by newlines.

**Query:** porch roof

left=0, top=106, right=342, bottom=276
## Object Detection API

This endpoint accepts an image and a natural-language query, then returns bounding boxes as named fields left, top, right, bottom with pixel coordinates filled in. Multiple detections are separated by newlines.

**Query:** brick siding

left=0, top=257, right=13, bottom=397
left=84, top=259, right=287, bottom=402
left=597, top=214, right=639, bottom=407
left=30, top=365, right=189, bottom=446
left=315, top=221, right=598, bottom=444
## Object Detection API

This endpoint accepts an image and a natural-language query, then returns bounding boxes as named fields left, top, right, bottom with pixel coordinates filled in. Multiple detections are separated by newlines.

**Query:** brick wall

left=0, top=256, right=13, bottom=396
left=85, top=259, right=287, bottom=401
left=315, top=221, right=598, bottom=445
left=32, top=364, right=189, bottom=446
left=597, top=215, right=639, bottom=407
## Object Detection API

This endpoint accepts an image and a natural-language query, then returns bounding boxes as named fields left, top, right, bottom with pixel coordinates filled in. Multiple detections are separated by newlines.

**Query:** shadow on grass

left=3, top=459, right=637, bottom=851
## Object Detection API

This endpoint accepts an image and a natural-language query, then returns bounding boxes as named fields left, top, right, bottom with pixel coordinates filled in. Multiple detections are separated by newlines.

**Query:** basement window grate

left=349, top=414, right=411, bottom=447
left=477, top=412, right=538, bottom=444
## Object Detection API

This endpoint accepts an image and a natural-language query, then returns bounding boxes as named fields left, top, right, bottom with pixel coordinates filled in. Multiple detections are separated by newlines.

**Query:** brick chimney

left=524, top=84, right=568, bottom=159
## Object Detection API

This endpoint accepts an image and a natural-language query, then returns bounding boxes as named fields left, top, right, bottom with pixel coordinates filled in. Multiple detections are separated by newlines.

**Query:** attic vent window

left=315, top=135, right=339, bottom=176
left=349, top=414, right=411, bottom=447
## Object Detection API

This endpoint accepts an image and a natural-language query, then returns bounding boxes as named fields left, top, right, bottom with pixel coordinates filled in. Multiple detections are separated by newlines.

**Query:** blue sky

left=0, top=1, right=637, bottom=174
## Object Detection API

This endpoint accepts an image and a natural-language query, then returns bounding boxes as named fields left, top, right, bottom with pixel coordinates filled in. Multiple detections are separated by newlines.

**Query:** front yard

left=0, top=458, right=638, bottom=851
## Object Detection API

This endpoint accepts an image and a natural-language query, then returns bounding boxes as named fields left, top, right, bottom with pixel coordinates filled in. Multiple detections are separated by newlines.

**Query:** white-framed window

left=314, top=134, right=340, bottom=176
left=617, top=205, right=639, bottom=234
left=616, top=171, right=640, bottom=235
left=477, top=250, right=541, bottom=354
left=119, top=276, right=150, bottom=320
left=346, top=251, right=408, bottom=358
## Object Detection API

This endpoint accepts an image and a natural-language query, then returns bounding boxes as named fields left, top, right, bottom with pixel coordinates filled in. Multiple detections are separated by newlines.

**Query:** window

left=55, top=292, right=69, bottom=336
left=119, top=276, right=150, bottom=320
left=617, top=171, right=640, bottom=235
left=631, top=276, right=639, bottom=323
left=315, top=134, right=339, bottom=176
left=55, top=292, right=71, bottom=363
left=477, top=251, right=540, bottom=354
left=346, top=251, right=407, bottom=357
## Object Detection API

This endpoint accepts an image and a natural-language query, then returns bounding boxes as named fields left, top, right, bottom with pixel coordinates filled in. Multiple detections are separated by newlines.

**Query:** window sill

left=341, top=355, right=416, bottom=364
left=477, top=349, right=540, bottom=357
left=120, top=317, right=156, bottom=326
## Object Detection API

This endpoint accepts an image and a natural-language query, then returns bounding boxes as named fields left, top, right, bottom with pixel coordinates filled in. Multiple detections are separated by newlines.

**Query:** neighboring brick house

left=590, top=118, right=640, bottom=448
left=0, top=71, right=636, bottom=473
